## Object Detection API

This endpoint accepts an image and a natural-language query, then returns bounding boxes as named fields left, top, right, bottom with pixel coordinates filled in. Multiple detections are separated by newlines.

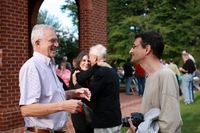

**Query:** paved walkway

left=3, top=90, right=142, bottom=133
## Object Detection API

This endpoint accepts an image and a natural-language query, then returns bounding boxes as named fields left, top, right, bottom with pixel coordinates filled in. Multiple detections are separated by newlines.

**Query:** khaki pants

left=94, top=125, right=122, bottom=133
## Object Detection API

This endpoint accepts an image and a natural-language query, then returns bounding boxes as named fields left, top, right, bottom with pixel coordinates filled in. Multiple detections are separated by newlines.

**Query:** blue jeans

left=182, top=74, right=194, bottom=104
left=137, top=76, right=145, bottom=95
left=125, top=76, right=132, bottom=94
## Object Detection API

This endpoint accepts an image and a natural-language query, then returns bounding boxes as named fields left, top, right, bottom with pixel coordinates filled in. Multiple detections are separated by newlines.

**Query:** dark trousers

left=71, top=112, right=93, bottom=133
left=175, top=74, right=183, bottom=96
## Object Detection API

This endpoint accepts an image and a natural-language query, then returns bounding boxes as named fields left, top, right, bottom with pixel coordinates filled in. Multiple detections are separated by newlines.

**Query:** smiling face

left=35, top=28, right=59, bottom=58
left=80, top=55, right=90, bottom=71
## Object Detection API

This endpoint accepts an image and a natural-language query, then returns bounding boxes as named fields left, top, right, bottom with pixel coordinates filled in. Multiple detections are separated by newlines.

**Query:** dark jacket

left=69, top=67, right=95, bottom=109
left=123, top=61, right=133, bottom=77
left=69, top=64, right=99, bottom=133
left=89, top=66, right=122, bottom=128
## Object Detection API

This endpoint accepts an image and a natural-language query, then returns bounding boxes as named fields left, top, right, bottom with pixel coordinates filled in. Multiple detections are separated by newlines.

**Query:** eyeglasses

left=48, top=38, right=60, bottom=44
left=40, top=38, right=60, bottom=44
left=132, top=42, right=147, bottom=49
left=132, top=44, right=139, bottom=49
left=182, top=53, right=188, bottom=56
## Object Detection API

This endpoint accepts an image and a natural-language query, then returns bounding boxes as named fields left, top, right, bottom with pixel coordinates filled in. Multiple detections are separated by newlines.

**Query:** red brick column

left=0, top=0, right=28, bottom=131
left=78, top=0, right=107, bottom=52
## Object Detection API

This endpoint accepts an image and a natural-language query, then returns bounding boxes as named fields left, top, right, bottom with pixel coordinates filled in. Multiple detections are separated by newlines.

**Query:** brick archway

left=0, top=0, right=107, bottom=132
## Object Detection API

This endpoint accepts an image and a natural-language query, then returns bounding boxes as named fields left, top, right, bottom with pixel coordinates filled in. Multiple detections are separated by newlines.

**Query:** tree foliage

left=61, top=0, right=200, bottom=67
left=108, top=0, right=200, bottom=67
left=37, top=9, right=78, bottom=64
left=61, top=0, right=78, bottom=27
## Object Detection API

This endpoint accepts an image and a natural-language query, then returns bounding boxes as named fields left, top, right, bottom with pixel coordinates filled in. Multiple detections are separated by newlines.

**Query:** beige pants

left=94, top=125, right=122, bottom=133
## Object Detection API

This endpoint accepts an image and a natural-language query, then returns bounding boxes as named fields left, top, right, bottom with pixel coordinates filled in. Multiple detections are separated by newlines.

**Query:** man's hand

left=74, top=88, right=91, bottom=101
left=127, top=119, right=136, bottom=133
left=179, top=67, right=183, bottom=72
left=62, top=99, right=82, bottom=114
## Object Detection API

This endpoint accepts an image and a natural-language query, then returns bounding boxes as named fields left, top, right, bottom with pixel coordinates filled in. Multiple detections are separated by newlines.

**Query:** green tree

left=37, top=10, right=62, bottom=29
left=61, top=0, right=200, bottom=67
left=37, top=9, right=78, bottom=64
left=61, top=0, right=78, bottom=27
left=108, top=0, right=200, bottom=67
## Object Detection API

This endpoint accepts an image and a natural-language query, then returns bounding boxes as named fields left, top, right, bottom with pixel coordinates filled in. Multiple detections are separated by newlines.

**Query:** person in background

left=179, top=50, right=196, bottom=105
left=69, top=51, right=94, bottom=133
left=183, top=49, right=195, bottom=64
left=162, top=60, right=169, bottom=67
left=56, top=61, right=71, bottom=87
left=117, top=66, right=125, bottom=84
left=110, top=58, right=117, bottom=71
left=72, top=58, right=76, bottom=70
left=168, top=58, right=182, bottom=96
left=123, top=57, right=134, bottom=95
left=63, top=56, right=72, bottom=71
left=127, top=31, right=182, bottom=133
left=19, top=24, right=91, bottom=133
left=135, top=63, right=145, bottom=96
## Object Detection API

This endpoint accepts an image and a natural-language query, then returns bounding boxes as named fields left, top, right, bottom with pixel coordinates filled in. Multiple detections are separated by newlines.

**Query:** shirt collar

left=33, top=52, right=55, bottom=66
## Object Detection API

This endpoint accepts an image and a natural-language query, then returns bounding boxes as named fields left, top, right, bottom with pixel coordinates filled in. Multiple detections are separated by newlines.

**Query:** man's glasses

left=48, top=39, right=60, bottom=44
left=132, top=44, right=139, bottom=49
left=132, top=42, right=147, bottom=49
left=182, top=53, right=188, bottom=56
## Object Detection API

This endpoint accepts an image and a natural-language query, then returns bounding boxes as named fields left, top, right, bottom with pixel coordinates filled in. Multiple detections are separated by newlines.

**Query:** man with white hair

left=19, top=24, right=91, bottom=133
left=179, top=50, right=196, bottom=105
left=88, top=44, right=122, bottom=133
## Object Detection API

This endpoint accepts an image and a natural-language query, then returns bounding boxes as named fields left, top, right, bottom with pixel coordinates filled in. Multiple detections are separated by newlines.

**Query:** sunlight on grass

left=180, top=91, right=200, bottom=133
left=121, top=91, right=200, bottom=133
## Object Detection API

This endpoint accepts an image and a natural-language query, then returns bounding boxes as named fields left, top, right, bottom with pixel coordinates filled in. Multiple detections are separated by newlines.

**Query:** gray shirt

left=19, top=52, right=68, bottom=130
left=140, top=67, right=182, bottom=133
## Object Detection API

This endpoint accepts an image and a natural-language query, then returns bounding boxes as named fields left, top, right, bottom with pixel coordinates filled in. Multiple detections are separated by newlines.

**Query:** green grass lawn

left=180, top=91, right=200, bottom=133
left=121, top=91, right=200, bottom=133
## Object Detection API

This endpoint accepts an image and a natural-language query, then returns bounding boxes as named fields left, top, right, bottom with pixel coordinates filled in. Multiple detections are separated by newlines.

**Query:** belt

left=27, top=127, right=65, bottom=133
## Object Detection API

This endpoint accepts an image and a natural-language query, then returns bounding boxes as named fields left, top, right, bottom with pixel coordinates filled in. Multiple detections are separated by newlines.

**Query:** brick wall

left=78, top=0, right=107, bottom=52
left=0, top=0, right=107, bottom=132
left=0, top=0, right=28, bottom=131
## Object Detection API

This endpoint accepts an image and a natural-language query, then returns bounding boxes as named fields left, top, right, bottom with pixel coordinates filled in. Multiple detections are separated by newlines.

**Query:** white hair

left=31, top=24, right=55, bottom=47
left=89, top=44, right=107, bottom=60
left=63, top=56, right=68, bottom=60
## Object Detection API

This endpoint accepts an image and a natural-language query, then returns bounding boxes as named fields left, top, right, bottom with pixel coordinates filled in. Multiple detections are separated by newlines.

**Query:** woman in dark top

left=110, top=58, right=117, bottom=71
left=69, top=51, right=95, bottom=133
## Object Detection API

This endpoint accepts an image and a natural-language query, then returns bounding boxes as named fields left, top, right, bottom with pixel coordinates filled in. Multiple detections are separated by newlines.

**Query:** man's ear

left=145, top=45, right=151, bottom=55
left=35, top=40, right=40, bottom=48
left=95, top=55, right=98, bottom=62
